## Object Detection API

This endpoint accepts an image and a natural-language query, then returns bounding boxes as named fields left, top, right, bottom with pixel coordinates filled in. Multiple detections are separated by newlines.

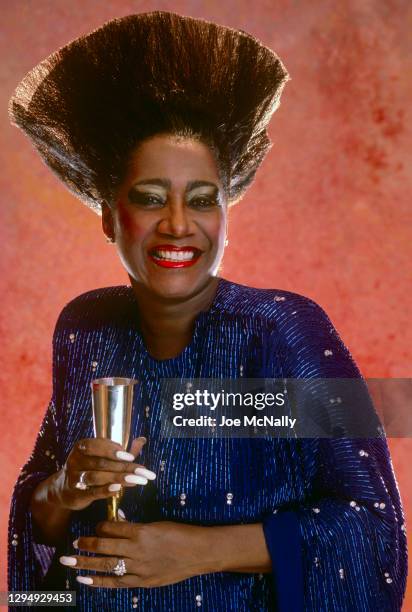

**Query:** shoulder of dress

left=54, top=285, right=132, bottom=330
left=220, top=280, right=330, bottom=325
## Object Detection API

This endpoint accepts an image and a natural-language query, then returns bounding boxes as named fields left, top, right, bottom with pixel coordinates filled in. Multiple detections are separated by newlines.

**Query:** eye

left=128, top=191, right=164, bottom=206
left=190, top=197, right=219, bottom=209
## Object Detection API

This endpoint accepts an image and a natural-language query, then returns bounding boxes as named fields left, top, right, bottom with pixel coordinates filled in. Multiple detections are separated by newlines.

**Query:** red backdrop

left=1, top=1, right=411, bottom=606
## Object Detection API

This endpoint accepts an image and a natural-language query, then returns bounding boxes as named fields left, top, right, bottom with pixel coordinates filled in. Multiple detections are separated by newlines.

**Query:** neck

left=129, top=276, right=220, bottom=356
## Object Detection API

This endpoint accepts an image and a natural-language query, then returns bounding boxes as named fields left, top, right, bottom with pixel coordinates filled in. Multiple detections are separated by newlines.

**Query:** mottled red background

left=1, top=0, right=411, bottom=606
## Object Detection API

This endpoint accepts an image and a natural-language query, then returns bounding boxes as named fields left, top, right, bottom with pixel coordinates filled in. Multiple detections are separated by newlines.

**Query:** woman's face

left=102, top=134, right=228, bottom=300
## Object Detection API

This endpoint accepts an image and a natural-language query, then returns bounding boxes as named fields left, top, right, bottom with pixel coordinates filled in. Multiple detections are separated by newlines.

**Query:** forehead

left=123, top=135, right=222, bottom=187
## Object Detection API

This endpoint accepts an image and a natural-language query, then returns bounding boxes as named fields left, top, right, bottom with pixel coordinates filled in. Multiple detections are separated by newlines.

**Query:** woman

left=7, top=11, right=407, bottom=611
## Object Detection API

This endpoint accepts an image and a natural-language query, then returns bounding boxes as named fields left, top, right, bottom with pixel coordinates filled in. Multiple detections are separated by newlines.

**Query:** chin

left=147, top=276, right=202, bottom=300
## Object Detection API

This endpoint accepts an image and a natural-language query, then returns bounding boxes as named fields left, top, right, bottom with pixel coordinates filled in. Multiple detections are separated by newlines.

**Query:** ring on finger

left=75, top=471, right=89, bottom=490
left=112, top=558, right=127, bottom=576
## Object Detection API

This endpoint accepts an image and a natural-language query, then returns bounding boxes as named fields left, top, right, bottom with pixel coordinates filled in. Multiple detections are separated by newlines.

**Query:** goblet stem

left=108, top=490, right=121, bottom=521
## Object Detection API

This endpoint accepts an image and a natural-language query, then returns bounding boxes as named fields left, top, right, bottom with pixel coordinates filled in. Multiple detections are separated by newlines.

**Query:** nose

left=156, top=200, right=194, bottom=237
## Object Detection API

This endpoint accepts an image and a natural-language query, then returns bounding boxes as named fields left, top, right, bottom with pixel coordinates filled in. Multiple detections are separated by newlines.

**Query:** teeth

left=152, top=250, right=196, bottom=261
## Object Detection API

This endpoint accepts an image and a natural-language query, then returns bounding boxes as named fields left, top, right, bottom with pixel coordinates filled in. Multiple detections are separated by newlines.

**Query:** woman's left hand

left=60, top=520, right=213, bottom=588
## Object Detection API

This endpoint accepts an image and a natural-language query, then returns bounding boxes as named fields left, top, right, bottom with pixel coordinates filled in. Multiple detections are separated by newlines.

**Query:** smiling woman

left=7, top=10, right=407, bottom=612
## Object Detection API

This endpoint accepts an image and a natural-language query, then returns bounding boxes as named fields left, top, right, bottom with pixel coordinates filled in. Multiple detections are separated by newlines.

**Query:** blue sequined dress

left=8, top=277, right=408, bottom=611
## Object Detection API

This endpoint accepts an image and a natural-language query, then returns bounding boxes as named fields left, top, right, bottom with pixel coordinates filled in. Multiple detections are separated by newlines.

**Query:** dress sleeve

left=261, top=299, right=408, bottom=612
left=8, top=313, right=68, bottom=591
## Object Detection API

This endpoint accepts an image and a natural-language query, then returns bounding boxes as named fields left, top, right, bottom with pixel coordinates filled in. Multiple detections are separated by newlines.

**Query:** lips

left=148, top=244, right=202, bottom=268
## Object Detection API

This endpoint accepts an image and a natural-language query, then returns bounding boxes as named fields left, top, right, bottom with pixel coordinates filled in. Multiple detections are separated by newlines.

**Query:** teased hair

left=8, top=10, right=290, bottom=214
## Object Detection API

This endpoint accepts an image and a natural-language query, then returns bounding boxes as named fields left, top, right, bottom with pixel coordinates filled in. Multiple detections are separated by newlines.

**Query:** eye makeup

left=127, top=180, right=222, bottom=207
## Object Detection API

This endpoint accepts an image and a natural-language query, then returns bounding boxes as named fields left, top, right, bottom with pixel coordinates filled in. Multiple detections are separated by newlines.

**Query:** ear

left=101, top=201, right=115, bottom=241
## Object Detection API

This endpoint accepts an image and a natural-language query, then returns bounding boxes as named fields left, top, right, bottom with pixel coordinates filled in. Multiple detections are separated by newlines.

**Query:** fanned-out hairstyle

left=8, top=10, right=290, bottom=215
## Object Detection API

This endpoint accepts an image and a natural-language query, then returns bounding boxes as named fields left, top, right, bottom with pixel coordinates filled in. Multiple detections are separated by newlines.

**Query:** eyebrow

left=132, top=179, right=219, bottom=192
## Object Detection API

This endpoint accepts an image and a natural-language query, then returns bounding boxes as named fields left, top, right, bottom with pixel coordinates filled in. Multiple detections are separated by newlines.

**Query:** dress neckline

left=127, top=276, right=230, bottom=369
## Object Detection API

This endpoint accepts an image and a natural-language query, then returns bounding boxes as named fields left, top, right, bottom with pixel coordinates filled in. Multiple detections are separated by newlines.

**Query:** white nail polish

left=118, top=508, right=126, bottom=520
left=124, top=474, right=148, bottom=484
left=108, top=483, right=122, bottom=492
left=76, top=576, right=93, bottom=585
left=116, top=450, right=135, bottom=461
left=72, top=539, right=79, bottom=549
left=59, top=556, right=77, bottom=566
left=134, top=467, right=156, bottom=480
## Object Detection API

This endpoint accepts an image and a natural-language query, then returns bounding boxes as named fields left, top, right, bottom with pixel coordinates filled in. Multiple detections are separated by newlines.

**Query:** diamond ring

left=112, top=558, right=127, bottom=576
left=75, top=471, right=89, bottom=490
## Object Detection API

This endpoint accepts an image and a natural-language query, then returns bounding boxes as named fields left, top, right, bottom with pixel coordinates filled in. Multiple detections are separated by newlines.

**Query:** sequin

left=339, top=568, right=345, bottom=579
left=274, top=295, right=286, bottom=302
left=324, top=349, right=333, bottom=356
left=312, top=507, right=320, bottom=514
left=379, top=502, right=386, bottom=509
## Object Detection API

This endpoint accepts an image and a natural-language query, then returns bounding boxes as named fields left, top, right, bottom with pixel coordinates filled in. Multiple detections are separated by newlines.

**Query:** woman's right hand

left=50, top=436, right=155, bottom=511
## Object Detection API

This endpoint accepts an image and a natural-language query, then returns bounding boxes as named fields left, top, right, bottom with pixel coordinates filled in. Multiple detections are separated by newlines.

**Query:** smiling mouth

left=148, top=247, right=202, bottom=268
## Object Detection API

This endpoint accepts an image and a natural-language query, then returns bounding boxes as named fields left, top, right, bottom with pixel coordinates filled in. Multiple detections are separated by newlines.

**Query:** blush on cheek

left=116, top=199, right=145, bottom=238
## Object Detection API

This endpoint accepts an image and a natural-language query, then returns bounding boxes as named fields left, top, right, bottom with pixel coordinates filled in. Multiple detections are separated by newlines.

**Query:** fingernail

left=76, top=576, right=93, bottom=585
left=72, top=539, right=79, bottom=549
left=124, top=474, right=148, bottom=485
left=138, top=436, right=147, bottom=444
left=59, top=556, right=77, bottom=566
left=118, top=508, right=126, bottom=520
left=108, top=483, right=122, bottom=492
left=116, top=450, right=135, bottom=461
left=134, top=467, right=156, bottom=480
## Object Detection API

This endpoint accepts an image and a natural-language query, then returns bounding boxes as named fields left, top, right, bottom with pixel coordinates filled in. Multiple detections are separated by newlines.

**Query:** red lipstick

left=148, top=244, right=202, bottom=268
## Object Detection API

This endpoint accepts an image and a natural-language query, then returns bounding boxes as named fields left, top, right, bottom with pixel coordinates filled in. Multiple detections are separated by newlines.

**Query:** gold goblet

left=90, top=377, right=138, bottom=521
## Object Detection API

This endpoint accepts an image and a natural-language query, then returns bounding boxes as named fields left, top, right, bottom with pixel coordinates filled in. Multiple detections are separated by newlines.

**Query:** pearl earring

left=106, top=235, right=115, bottom=243
left=224, top=238, right=229, bottom=246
